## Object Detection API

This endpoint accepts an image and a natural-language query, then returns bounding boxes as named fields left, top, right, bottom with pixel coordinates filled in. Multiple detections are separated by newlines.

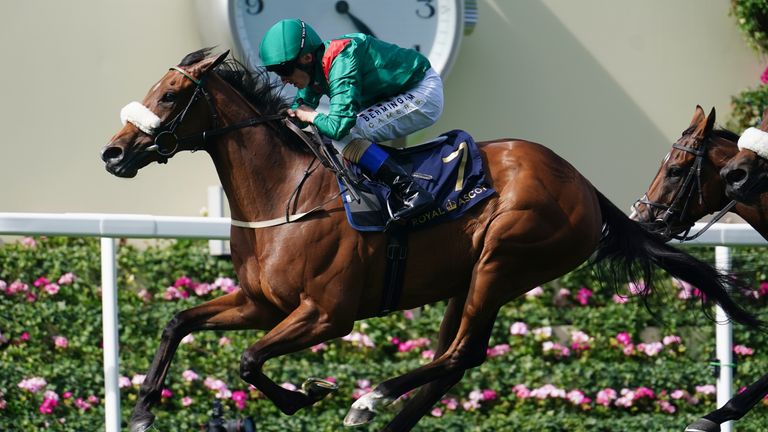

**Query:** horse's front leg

left=686, top=372, right=768, bottom=432
left=239, top=293, right=353, bottom=415
left=129, top=291, right=283, bottom=432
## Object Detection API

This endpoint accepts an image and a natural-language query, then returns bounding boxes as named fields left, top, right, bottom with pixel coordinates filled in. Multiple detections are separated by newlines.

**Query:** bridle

left=635, top=136, right=736, bottom=241
left=145, top=65, right=284, bottom=160
left=140, top=63, right=344, bottom=228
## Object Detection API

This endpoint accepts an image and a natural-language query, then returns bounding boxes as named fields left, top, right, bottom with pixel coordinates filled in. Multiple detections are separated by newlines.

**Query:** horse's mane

left=713, top=128, right=740, bottom=143
left=680, top=125, right=740, bottom=143
left=179, top=48, right=309, bottom=153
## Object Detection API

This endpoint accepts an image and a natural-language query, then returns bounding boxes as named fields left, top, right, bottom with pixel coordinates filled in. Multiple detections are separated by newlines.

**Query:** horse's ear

left=196, top=50, right=230, bottom=75
left=691, top=107, right=716, bottom=139
left=689, top=105, right=706, bottom=128
left=759, top=107, right=768, bottom=131
left=211, top=50, right=230, bottom=69
left=704, top=107, right=716, bottom=136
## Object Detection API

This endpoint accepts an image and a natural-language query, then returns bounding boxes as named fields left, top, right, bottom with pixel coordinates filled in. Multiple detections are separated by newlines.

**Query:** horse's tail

left=592, top=189, right=762, bottom=328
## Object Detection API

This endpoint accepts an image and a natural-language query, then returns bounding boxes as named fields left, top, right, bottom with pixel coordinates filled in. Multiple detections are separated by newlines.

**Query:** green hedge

left=1, top=237, right=768, bottom=431
left=731, top=0, right=768, bottom=54
left=726, top=85, right=768, bottom=133
left=727, top=0, right=768, bottom=132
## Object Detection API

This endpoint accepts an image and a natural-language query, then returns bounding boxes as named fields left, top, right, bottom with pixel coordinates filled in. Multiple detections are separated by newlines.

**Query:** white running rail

left=0, top=212, right=229, bottom=432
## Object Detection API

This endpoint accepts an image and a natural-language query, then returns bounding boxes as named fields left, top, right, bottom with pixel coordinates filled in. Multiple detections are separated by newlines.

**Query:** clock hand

left=335, top=1, right=377, bottom=38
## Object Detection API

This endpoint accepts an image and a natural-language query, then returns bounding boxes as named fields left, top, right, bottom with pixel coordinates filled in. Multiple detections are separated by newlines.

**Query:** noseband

left=635, top=138, right=735, bottom=241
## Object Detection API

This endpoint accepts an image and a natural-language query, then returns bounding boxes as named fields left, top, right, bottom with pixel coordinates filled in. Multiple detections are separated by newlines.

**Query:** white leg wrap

left=120, top=101, right=161, bottom=135
left=350, top=390, right=390, bottom=412
left=738, top=127, right=768, bottom=159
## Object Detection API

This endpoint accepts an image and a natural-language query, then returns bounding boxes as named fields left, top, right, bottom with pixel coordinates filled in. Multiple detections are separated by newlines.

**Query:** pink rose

left=612, top=294, right=629, bottom=304
left=509, top=322, right=528, bottom=336
left=182, top=370, right=200, bottom=382
left=44, top=283, right=60, bottom=295
left=628, top=281, right=648, bottom=295
left=174, top=276, right=192, bottom=288
left=596, top=388, right=617, bottom=407
left=615, top=332, right=632, bottom=346
left=39, top=397, right=58, bottom=415
left=53, top=336, right=68, bottom=349
left=18, top=377, right=47, bottom=393
left=575, top=287, right=593, bottom=305
left=58, top=273, right=76, bottom=285
left=231, top=390, right=248, bottom=410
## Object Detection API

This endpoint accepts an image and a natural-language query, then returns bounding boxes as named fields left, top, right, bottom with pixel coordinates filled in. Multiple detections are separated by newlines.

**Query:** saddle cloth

left=337, top=129, right=495, bottom=232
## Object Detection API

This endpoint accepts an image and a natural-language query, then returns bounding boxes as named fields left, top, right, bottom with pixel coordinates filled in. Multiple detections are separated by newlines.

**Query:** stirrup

left=386, top=192, right=434, bottom=225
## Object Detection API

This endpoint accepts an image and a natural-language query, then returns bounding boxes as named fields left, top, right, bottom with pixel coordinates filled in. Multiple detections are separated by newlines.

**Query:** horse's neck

left=204, top=82, right=330, bottom=223
left=733, top=200, right=768, bottom=241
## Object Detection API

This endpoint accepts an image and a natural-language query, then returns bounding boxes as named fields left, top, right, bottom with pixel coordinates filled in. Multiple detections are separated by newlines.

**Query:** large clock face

left=197, top=0, right=462, bottom=78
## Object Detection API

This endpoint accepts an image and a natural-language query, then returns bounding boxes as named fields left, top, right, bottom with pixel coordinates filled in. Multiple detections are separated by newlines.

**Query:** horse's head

left=720, top=108, right=768, bottom=204
left=631, top=105, right=738, bottom=240
left=101, top=50, right=230, bottom=178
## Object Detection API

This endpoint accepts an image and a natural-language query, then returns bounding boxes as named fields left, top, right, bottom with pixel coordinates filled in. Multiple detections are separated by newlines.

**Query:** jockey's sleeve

left=312, top=46, right=361, bottom=140
left=292, top=88, right=320, bottom=110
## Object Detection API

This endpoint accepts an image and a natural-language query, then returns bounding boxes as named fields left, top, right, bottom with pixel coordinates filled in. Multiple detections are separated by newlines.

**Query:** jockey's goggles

left=265, top=61, right=297, bottom=77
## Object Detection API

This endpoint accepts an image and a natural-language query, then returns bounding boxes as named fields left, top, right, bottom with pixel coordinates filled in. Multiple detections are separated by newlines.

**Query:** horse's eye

left=161, top=91, right=177, bottom=103
left=667, top=166, right=687, bottom=178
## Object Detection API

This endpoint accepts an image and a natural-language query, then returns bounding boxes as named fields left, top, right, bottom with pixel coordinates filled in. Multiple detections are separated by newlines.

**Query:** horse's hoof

left=301, top=377, right=338, bottom=401
left=129, top=411, right=156, bottom=432
left=343, top=407, right=377, bottom=427
left=685, top=418, right=720, bottom=432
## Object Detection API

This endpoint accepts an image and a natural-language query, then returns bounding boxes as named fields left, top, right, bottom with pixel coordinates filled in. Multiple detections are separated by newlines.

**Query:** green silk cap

left=259, top=19, right=322, bottom=66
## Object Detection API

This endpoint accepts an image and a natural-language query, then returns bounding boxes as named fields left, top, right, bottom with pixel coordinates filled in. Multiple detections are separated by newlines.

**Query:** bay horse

left=632, top=105, right=768, bottom=432
left=720, top=107, right=768, bottom=205
left=101, top=50, right=759, bottom=432
left=632, top=105, right=768, bottom=241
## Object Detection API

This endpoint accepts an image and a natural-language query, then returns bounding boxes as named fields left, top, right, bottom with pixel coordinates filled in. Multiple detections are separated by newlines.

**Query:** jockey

left=259, top=18, right=444, bottom=224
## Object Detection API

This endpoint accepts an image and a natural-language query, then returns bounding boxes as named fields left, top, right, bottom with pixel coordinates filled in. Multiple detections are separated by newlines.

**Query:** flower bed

left=1, top=237, right=767, bottom=431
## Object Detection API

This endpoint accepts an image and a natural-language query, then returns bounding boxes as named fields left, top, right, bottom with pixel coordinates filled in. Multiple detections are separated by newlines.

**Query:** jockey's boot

left=349, top=139, right=435, bottom=223
left=377, top=157, right=435, bottom=222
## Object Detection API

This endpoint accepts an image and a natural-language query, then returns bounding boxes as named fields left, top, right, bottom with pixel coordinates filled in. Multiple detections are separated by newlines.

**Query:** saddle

left=285, top=123, right=496, bottom=315
left=339, top=130, right=496, bottom=232
left=284, top=121, right=495, bottom=232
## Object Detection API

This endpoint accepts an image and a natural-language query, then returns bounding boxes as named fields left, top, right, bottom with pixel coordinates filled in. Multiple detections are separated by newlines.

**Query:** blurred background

left=0, top=0, right=763, bottom=216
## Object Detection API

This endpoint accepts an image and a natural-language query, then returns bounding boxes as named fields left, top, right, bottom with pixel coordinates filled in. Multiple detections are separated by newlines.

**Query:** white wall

left=415, top=0, right=762, bottom=211
left=0, top=0, right=209, bottom=216
left=0, top=0, right=762, bottom=215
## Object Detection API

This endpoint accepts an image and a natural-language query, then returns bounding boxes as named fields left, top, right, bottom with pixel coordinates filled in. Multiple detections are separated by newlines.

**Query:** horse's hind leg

left=376, top=297, right=468, bottom=431
left=686, top=372, right=768, bottom=432
left=345, top=266, right=506, bottom=429
left=238, top=294, right=353, bottom=415
left=129, top=291, right=283, bottom=432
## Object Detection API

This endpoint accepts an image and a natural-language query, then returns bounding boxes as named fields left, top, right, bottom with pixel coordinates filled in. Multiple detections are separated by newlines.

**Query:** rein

left=636, top=138, right=737, bottom=241
left=145, top=67, right=285, bottom=158
left=143, top=65, right=343, bottom=228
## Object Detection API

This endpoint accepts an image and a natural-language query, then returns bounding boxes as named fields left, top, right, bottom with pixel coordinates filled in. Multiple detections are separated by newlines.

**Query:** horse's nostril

left=102, top=146, right=123, bottom=163
left=724, top=168, right=746, bottom=185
